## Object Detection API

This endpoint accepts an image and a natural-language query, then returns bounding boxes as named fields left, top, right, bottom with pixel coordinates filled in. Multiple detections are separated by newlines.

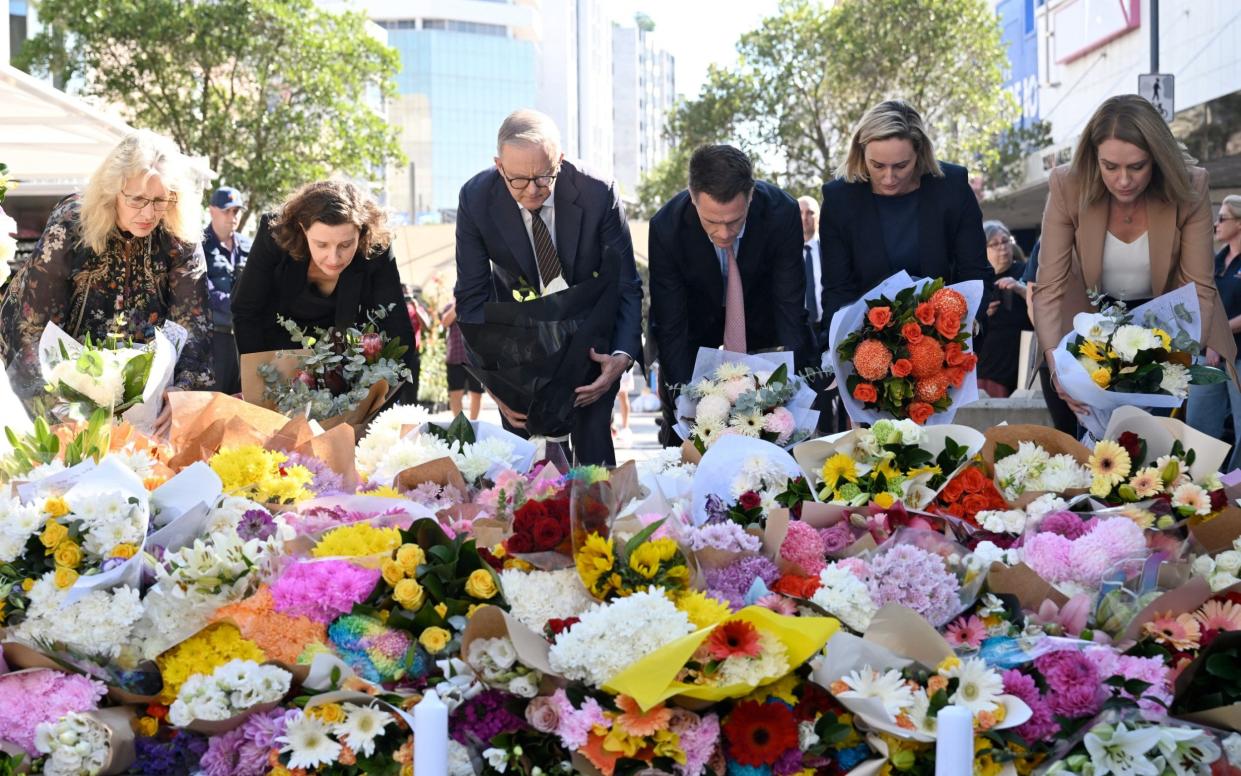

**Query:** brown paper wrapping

left=394, top=457, right=468, bottom=493
left=1172, top=628, right=1241, bottom=732
left=980, top=425, right=1091, bottom=507
left=1120, top=576, right=1221, bottom=643
left=863, top=603, right=954, bottom=669
left=92, top=706, right=137, bottom=776
left=167, top=391, right=291, bottom=468
left=680, top=440, right=703, bottom=465
left=986, top=562, right=1069, bottom=610
left=1189, top=507, right=1241, bottom=555
left=240, top=351, right=393, bottom=434
left=470, top=517, right=509, bottom=549
left=183, top=699, right=282, bottom=735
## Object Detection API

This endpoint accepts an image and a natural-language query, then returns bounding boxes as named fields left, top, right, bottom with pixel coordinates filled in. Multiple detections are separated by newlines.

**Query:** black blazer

left=819, top=162, right=994, bottom=326
left=453, top=160, right=643, bottom=361
left=648, top=180, right=813, bottom=388
left=231, top=213, right=420, bottom=395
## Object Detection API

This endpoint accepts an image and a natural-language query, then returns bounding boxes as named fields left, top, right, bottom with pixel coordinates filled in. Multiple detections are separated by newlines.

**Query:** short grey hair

left=496, top=109, right=562, bottom=158
left=797, top=195, right=819, bottom=212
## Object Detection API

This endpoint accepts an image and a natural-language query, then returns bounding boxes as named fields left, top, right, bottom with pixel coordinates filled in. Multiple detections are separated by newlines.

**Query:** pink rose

left=525, top=696, right=561, bottom=733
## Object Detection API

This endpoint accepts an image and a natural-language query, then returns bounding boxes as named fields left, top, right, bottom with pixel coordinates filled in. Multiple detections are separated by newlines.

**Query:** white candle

left=414, top=688, right=448, bottom=774
left=935, top=704, right=973, bottom=776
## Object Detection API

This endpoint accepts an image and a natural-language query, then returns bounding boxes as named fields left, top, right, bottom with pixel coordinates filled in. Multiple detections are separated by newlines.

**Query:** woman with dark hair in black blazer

left=819, top=100, right=995, bottom=327
left=231, top=179, right=420, bottom=401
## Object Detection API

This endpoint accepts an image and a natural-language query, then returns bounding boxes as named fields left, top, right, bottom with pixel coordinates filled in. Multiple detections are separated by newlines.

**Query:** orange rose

left=961, top=353, right=978, bottom=371
left=901, top=322, right=924, bottom=345
left=890, top=359, right=913, bottom=378
left=940, top=477, right=965, bottom=504
left=945, top=342, right=966, bottom=366
left=935, top=312, right=962, bottom=340
left=945, top=367, right=966, bottom=389
left=908, top=401, right=934, bottom=425
left=915, top=302, right=937, bottom=325
left=962, top=494, right=990, bottom=518
left=867, top=306, right=893, bottom=330
left=959, top=466, right=988, bottom=493
left=853, top=382, right=878, bottom=404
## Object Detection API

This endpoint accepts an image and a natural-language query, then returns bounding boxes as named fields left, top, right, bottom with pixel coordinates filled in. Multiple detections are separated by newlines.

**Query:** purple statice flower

left=200, top=707, right=296, bottom=776
left=704, top=493, right=728, bottom=524
left=1002, top=669, right=1058, bottom=743
left=865, top=544, right=961, bottom=627
left=1034, top=650, right=1104, bottom=719
left=706, top=555, right=781, bottom=610
left=134, top=732, right=208, bottom=776
left=819, top=521, right=856, bottom=554
left=270, top=559, right=381, bottom=623
left=450, top=689, right=528, bottom=747
left=237, top=509, right=278, bottom=541
left=286, top=452, right=347, bottom=497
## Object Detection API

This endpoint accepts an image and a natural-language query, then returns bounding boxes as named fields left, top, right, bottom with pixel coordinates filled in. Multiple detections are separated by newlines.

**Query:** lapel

left=850, top=182, right=891, bottom=280
left=1147, top=196, right=1176, bottom=295
left=683, top=195, right=725, bottom=304
left=334, top=258, right=364, bottom=330
left=1077, top=196, right=1109, bottom=292
left=735, top=190, right=764, bottom=278
left=488, top=173, right=540, bottom=286
left=554, top=167, right=582, bottom=282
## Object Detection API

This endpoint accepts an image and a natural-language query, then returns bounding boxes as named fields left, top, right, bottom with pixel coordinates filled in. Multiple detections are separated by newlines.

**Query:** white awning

left=0, top=64, right=134, bottom=197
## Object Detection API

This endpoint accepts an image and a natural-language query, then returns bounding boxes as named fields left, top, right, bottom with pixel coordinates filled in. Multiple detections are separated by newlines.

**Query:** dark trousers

left=1038, top=363, right=1080, bottom=437
left=212, top=330, right=240, bottom=395
left=500, top=381, right=620, bottom=466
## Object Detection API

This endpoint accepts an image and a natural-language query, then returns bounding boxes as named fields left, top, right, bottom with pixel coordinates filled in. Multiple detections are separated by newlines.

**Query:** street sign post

left=1139, top=73, right=1175, bottom=121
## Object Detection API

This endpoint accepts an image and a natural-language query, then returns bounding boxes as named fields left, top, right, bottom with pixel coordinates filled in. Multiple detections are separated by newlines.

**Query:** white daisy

left=335, top=703, right=390, bottom=758
left=838, top=667, right=913, bottom=718
left=728, top=412, right=765, bottom=438
left=943, top=657, right=1003, bottom=715
left=692, top=418, right=723, bottom=446
left=279, top=713, right=342, bottom=769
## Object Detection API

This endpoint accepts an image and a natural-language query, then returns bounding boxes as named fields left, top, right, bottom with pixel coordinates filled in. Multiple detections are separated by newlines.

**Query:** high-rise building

left=611, top=17, right=675, bottom=202
left=536, top=0, right=613, bottom=179
left=321, top=0, right=539, bottom=222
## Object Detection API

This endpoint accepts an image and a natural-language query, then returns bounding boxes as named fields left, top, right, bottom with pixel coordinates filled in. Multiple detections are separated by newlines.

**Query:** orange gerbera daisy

left=615, top=695, right=673, bottom=736
left=1194, top=599, right=1241, bottom=632
left=705, top=619, right=762, bottom=661
left=853, top=339, right=894, bottom=380
left=1143, top=611, right=1202, bottom=650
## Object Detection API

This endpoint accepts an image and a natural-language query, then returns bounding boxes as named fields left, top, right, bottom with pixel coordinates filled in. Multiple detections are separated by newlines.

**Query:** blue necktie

left=803, top=244, right=818, bottom=321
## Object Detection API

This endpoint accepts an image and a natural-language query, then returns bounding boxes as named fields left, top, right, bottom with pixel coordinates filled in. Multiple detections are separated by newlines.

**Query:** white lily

left=1083, top=722, right=1165, bottom=776
left=1155, top=725, right=1222, bottom=776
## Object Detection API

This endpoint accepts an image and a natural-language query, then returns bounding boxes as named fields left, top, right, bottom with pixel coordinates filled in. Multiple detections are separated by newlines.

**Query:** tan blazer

left=1032, top=164, right=1235, bottom=365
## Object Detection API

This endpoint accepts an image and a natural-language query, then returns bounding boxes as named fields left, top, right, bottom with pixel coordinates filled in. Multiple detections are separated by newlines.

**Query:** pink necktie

left=723, top=245, right=746, bottom=353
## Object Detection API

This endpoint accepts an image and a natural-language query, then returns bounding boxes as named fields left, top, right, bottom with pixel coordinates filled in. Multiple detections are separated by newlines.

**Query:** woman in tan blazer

left=1033, top=94, right=1234, bottom=419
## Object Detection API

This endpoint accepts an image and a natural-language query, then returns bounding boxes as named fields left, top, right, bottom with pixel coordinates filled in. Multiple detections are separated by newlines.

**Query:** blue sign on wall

left=997, top=0, right=1041, bottom=126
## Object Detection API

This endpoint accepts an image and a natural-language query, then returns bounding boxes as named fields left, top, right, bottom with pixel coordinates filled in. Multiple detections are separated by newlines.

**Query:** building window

left=422, top=18, right=506, bottom=36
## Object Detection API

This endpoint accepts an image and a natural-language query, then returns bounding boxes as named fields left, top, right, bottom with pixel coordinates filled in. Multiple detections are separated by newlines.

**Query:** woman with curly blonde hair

left=0, top=129, right=213, bottom=414
left=231, top=179, right=420, bottom=400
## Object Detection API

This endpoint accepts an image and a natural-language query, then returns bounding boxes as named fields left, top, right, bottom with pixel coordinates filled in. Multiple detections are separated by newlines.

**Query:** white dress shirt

left=805, top=237, right=824, bottom=323
left=517, top=194, right=557, bottom=291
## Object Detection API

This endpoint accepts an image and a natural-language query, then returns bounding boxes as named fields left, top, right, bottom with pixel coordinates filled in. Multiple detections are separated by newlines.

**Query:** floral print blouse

left=0, top=196, right=214, bottom=399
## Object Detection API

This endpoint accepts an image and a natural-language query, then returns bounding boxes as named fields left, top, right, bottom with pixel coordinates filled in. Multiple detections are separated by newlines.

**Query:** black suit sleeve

left=601, top=182, right=643, bottom=361
left=370, top=247, right=421, bottom=400
left=770, top=197, right=812, bottom=371
left=648, top=219, right=694, bottom=387
left=948, top=169, right=996, bottom=315
left=231, top=213, right=279, bottom=354
left=453, top=184, right=493, bottom=325
left=819, top=183, right=858, bottom=331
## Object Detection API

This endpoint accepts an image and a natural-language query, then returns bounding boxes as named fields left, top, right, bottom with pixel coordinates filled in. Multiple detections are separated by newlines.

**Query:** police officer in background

left=203, top=186, right=251, bottom=394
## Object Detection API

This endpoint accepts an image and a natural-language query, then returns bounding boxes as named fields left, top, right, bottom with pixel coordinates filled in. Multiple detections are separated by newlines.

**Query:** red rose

left=771, top=574, right=821, bottom=598
left=853, top=382, right=879, bottom=404
left=935, top=312, right=962, bottom=340
left=1117, top=431, right=1143, bottom=462
left=1210, top=488, right=1227, bottom=512
left=891, top=359, right=913, bottom=378
left=545, top=617, right=580, bottom=638
left=533, top=517, right=565, bottom=549
left=908, top=401, right=934, bottom=425
left=901, top=322, right=924, bottom=345
left=959, top=466, right=989, bottom=493
left=506, top=533, right=534, bottom=553
left=945, top=342, right=966, bottom=366
left=547, top=497, right=570, bottom=522
left=915, top=302, right=937, bottom=325
left=867, top=306, right=893, bottom=330
left=738, top=491, right=762, bottom=510
left=940, top=477, right=965, bottom=505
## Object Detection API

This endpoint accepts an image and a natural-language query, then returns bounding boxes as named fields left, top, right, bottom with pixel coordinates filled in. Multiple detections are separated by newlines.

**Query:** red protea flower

left=361, top=332, right=384, bottom=362
left=723, top=701, right=799, bottom=766
left=705, top=619, right=762, bottom=661
left=853, top=339, right=893, bottom=381
left=907, top=337, right=945, bottom=378
left=929, top=287, right=968, bottom=320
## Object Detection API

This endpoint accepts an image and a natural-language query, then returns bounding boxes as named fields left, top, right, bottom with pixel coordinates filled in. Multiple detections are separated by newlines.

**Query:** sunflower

left=722, top=700, right=799, bottom=766
left=821, top=453, right=859, bottom=488
left=1088, top=439, right=1132, bottom=487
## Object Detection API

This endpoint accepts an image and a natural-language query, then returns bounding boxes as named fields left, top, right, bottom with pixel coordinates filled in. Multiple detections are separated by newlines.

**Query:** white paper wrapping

left=1103, top=405, right=1232, bottom=481
left=689, top=435, right=804, bottom=525
left=60, top=456, right=151, bottom=605
left=827, top=272, right=984, bottom=425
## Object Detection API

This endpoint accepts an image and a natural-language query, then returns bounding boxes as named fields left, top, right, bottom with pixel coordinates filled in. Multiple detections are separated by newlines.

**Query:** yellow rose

left=21, top=578, right=35, bottom=592
left=434, top=603, right=448, bottom=619
left=464, top=569, right=498, bottom=600
left=418, top=626, right=452, bottom=654
left=53, top=541, right=81, bottom=569
left=308, top=703, right=345, bottom=724
left=381, top=559, right=406, bottom=586
left=393, top=578, right=425, bottom=611
left=135, top=716, right=159, bottom=737
left=396, top=544, right=425, bottom=573
left=873, top=492, right=897, bottom=509
left=43, top=497, right=70, bottom=519
left=110, top=543, right=138, bottom=560
left=40, top=521, right=68, bottom=550
left=1091, top=367, right=1111, bottom=389
left=54, top=566, right=79, bottom=589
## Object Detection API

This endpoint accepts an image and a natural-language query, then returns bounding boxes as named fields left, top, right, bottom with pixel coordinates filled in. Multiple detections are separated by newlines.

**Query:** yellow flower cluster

left=209, top=445, right=314, bottom=504
left=311, top=523, right=402, bottom=559
left=40, top=520, right=82, bottom=589
left=675, top=590, right=732, bottom=629
left=576, top=533, right=619, bottom=599
left=575, top=532, right=689, bottom=600
left=156, top=623, right=265, bottom=703
left=381, top=544, right=426, bottom=586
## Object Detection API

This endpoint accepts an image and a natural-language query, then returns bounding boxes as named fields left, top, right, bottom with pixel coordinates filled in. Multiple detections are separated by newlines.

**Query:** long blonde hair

left=836, top=100, right=944, bottom=183
left=1070, top=95, right=1195, bottom=209
left=79, top=130, right=200, bottom=253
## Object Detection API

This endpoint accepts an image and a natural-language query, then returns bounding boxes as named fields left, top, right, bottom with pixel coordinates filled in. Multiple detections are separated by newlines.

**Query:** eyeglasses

left=1218, top=215, right=1238, bottom=225
left=121, top=191, right=178, bottom=213
left=500, top=166, right=558, bottom=190
left=987, top=238, right=1014, bottom=249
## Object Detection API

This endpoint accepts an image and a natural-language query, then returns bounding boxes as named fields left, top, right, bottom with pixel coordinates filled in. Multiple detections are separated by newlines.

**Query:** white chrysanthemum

left=548, top=588, right=695, bottom=687
left=355, top=403, right=432, bottom=479
left=12, top=573, right=144, bottom=660
left=108, top=446, right=160, bottom=478
left=335, top=703, right=391, bottom=757
left=0, top=498, right=46, bottom=564
left=810, top=566, right=877, bottom=632
left=714, top=631, right=789, bottom=687
left=1111, top=325, right=1158, bottom=362
left=1041, top=455, right=1092, bottom=493
left=500, top=568, right=596, bottom=632
left=838, top=667, right=914, bottom=718
left=1159, top=363, right=1190, bottom=398
left=458, top=436, right=519, bottom=484
left=695, top=394, right=732, bottom=426
left=978, top=509, right=1027, bottom=534
left=279, top=713, right=342, bottom=770
left=714, top=362, right=752, bottom=381
left=943, top=657, right=1004, bottom=715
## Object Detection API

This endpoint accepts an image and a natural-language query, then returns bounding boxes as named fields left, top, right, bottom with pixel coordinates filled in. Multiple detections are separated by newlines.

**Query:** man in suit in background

left=798, top=195, right=826, bottom=350
left=648, top=144, right=812, bottom=447
left=454, top=109, right=643, bottom=465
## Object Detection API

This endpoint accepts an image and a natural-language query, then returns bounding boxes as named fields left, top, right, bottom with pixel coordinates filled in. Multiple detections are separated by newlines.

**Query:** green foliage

left=636, top=0, right=1019, bottom=209
left=17, top=0, right=404, bottom=219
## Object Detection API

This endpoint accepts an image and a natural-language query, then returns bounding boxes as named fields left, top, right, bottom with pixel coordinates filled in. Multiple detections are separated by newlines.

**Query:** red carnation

left=738, top=491, right=762, bottom=510
left=770, top=574, right=820, bottom=598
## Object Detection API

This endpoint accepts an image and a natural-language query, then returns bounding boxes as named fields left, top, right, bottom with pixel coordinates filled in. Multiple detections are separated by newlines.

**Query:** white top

left=516, top=193, right=557, bottom=291
left=1100, top=231, right=1152, bottom=301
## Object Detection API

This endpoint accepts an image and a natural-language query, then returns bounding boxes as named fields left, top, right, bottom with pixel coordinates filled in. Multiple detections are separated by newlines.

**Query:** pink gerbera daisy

left=944, top=615, right=988, bottom=649
left=1194, top=599, right=1241, bottom=633
left=754, top=593, right=797, bottom=616
left=1142, top=611, right=1202, bottom=650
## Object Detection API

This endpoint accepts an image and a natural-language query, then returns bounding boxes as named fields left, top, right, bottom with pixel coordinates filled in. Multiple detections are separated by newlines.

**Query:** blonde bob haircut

left=836, top=99, right=944, bottom=183
left=79, top=129, right=200, bottom=254
left=1070, top=94, right=1195, bottom=209
left=1222, top=194, right=1241, bottom=221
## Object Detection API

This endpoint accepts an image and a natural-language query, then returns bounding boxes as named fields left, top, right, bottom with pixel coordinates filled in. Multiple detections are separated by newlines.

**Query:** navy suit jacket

left=453, top=160, right=643, bottom=361
left=819, top=162, right=994, bottom=326
left=648, top=180, right=813, bottom=388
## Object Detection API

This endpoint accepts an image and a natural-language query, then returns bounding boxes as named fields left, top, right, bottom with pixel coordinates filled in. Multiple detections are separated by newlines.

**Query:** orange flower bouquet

left=829, top=272, right=984, bottom=425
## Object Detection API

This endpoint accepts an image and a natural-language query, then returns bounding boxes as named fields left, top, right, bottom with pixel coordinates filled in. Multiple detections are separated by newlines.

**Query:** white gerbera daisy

left=335, top=703, right=391, bottom=758
left=279, top=713, right=342, bottom=769
left=728, top=412, right=765, bottom=438
left=1171, top=482, right=1212, bottom=516
left=838, top=668, right=913, bottom=718
left=943, top=657, right=1003, bottom=715
left=692, top=418, right=724, bottom=447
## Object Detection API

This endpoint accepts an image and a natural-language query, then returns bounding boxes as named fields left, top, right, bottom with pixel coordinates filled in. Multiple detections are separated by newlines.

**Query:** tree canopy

left=18, top=0, right=405, bottom=221
left=637, top=0, right=1024, bottom=217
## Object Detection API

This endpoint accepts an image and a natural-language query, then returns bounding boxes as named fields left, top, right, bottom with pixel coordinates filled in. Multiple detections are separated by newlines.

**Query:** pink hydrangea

left=0, top=670, right=106, bottom=755
left=763, top=407, right=796, bottom=444
left=779, top=520, right=827, bottom=576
